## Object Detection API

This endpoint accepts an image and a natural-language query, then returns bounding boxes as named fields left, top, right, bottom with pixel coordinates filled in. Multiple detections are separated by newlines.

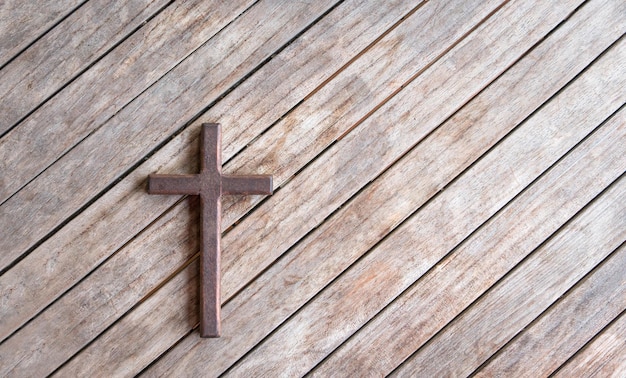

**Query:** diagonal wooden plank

left=554, top=311, right=626, bottom=377
left=0, top=0, right=84, bottom=68
left=0, top=0, right=420, bottom=345
left=0, top=0, right=259, bottom=201
left=52, top=0, right=591, bottom=375
left=391, top=176, right=626, bottom=377
left=147, top=1, right=624, bottom=375
left=0, top=0, right=171, bottom=136
left=56, top=251, right=205, bottom=377
left=474, top=242, right=626, bottom=377
left=0, top=0, right=339, bottom=273
left=226, top=41, right=626, bottom=376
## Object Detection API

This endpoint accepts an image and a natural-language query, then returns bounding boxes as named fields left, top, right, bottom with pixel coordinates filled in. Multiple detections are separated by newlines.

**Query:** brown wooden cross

left=147, top=123, right=272, bottom=337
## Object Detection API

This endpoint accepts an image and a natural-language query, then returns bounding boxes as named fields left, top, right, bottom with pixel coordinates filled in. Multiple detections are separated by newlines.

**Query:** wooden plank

left=45, top=0, right=584, bottom=374
left=0, top=0, right=338, bottom=272
left=0, top=0, right=423, bottom=372
left=0, top=0, right=83, bottom=67
left=0, top=0, right=419, bottom=344
left=0, top=0, right=171, bottom=136
left=148, top=1, right=625, bottom=375
left=225, top=39, right=626, bottom=377
left=554, top=312, right=626, bottom=377
left=391, top=177, right=626, bottom=377
left=474, top=243, right=626, bottom=377
left=0, top=0, right=259, bottom=203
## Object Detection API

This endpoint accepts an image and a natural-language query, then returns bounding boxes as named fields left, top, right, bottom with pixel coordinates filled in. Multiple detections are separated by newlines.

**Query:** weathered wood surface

left=20, top=0, right=512, bottom=372
left=1, top=0, right=624, bottom=375
left=1, top=0, right=425, bottom=373
left=0, top=0, right=418, bottom=346
left=50, top=0, right=592, bottom=375
left=0, top=0, right=338, bottom=272
left=150, top=1, right=624, bottom=375
left=0, top=0, right=495, bottom=344
left=310, top=35, right=626, bottom=376
left=0, top=0, right=264, bottom=201
left=0, top=0, right=83, bottom=68
left=393, top=174, right=626, bottom=377
left=555, top=312, right=626, bottom=377
left=475, top=242, right=626, bottom=377
left=227, top=36, right=626, bottom=377
left=0, top=0, right=170, bottom=136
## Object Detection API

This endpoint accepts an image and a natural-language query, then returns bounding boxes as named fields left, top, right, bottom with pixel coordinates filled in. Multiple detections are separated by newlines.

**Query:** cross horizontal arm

left=147, top=174, right=202, bottom=195
left=222, top=175, right=273, bottom=195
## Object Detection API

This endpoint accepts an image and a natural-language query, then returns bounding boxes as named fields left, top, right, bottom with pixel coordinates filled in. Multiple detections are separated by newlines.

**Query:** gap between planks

left=473, top=239, right=626, bottom=377
left=552, top=308, right=626, bottom=377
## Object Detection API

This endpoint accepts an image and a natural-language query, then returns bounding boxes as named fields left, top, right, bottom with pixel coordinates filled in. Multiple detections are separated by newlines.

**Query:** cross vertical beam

left=200, top=194, right=220, bottom=337
left=147, top=123, right=273, bottom=337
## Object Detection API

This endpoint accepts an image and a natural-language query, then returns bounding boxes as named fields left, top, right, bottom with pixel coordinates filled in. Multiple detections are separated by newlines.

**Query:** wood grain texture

left=148, top=1, right=621, bottom=375
left=310, top=41, right=626, bottom=376
left=15, top=0, right=508, bottom=372
left=555, top=312, right=626, bottom=377
left=0, top=0, right=426, bottom=372
left=226, top=35, right=626, bottom=377
left=58, top=255, right=203, bottom=377
left=474, top=242, right=626, bottom=377
left=392, top=175, right=626, bottom=377
left=0, top=0, right=170, bottom=135
left=0, top=0, right=83, bottom=67
left=0, top=0, right=337, bottom=272
left=216, top=0, right=581, bottom=327
left=45, top=0, right=584, bottom=376
left=1, top=0, right=621, bottom=375
left=0, top=200, right=200, bottom=376
left=0, top=0, right=257, bottom=204
left=66, top=1, right=589, bottom=374
left=0, top=0, right=417, bottom=346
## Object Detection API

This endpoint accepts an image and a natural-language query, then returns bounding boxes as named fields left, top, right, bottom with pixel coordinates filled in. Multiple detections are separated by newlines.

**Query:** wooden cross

left=147, top=123, right=272, bottom=337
